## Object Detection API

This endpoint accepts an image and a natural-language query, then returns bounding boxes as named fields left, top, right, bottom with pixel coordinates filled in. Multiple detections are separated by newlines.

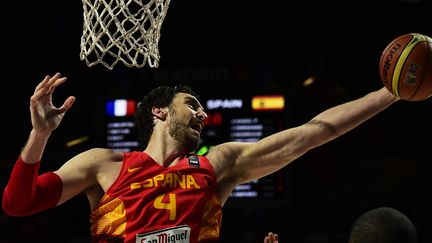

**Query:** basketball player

left=2, top=72, right=401, bottom=242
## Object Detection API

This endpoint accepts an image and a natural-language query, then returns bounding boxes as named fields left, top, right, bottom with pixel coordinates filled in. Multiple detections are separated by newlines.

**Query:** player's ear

left=152, top=107, right=168, bottom=121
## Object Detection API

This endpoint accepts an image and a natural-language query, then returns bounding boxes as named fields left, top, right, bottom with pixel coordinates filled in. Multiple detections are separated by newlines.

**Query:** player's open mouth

left=191, top=122, right=203, bottom=134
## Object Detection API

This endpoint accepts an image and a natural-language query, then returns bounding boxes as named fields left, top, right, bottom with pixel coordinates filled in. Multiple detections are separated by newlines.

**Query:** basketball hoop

left=80, top=0, right=171, bottom=70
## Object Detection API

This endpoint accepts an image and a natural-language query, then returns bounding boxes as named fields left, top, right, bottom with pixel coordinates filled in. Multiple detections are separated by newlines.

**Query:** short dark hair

left=135, top=84, right=198, bottom=149
left=348, top=207, right=417, bottom=243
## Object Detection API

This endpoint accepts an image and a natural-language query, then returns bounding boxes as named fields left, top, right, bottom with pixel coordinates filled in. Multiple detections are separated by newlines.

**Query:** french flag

left=106, top=99, right=136, bottom=117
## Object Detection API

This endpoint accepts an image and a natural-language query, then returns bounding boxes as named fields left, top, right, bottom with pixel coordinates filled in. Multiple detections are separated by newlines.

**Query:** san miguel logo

left=382, top=43, right=402, bottom=85
left=136, top=225, right=191, bottom=243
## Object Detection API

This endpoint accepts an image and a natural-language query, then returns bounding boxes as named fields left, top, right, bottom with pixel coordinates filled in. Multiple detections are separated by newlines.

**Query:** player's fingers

left=58, top=96, right=76, bottom=113
left=46, top=72, right=61, bottom=86
left=35, top=73, right=62, bottom=95
left=46, top=77, right=67, bottom=95
left=30, top=87, right=49, bottom=108
left=34, top=75, right=50, bottom=93
left=42, top=73, right=60, bottom=93
left=45, top=73, right=64, bottom=93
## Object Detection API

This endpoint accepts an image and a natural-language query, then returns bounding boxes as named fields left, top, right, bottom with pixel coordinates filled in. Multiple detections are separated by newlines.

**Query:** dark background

left=0, top=0, right=431, bottom=242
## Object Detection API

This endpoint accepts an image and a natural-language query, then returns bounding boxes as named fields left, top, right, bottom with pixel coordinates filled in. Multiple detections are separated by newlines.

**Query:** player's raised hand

left=264, top=232, right=279, bottom=243
left=30, top=72, right=75, bottom=135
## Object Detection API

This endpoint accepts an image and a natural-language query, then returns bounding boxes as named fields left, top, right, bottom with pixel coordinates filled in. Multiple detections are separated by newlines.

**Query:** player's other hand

left=30, top=72, right=75, bottom=135
left=264, top=232, right=279, bottom=243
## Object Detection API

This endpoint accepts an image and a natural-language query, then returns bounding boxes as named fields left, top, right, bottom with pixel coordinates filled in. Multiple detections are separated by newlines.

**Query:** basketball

left=379, top=33, right=432, bottom=101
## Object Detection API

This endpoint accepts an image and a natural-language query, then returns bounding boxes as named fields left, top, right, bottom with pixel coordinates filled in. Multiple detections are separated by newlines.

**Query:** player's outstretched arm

left=210, top=87, right=399, bottom=202
left=2, top=73, right=75, bottom=216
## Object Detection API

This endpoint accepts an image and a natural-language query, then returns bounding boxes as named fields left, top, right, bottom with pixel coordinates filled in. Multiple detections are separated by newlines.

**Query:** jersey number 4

left=154, top=193, right=177, bottom=220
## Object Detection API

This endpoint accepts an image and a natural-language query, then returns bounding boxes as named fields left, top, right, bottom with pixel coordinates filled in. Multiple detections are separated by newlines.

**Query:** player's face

left=168, top=93, right=207, bottom=152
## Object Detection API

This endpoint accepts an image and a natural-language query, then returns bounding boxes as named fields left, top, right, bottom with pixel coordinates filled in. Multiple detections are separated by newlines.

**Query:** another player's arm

left=209, top=87, right=398, bottom=203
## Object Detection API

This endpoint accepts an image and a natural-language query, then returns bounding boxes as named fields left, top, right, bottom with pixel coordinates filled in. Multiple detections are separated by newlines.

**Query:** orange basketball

left=379, top=33, right=432, bottom=101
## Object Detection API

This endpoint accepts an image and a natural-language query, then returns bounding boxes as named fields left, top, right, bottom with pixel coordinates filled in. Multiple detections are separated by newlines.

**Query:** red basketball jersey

left=90, top=151, right=222, bottom=243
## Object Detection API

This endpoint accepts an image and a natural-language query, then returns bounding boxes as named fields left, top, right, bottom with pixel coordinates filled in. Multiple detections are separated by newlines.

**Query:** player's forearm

left=225, top=88, right=397, bottom=182
left=21, top=129, right=51, bottom=164
left=2, top=156, right=63, bottom=216
left=2, top=129, right=62, bottom=217
left=310, top=87, right=398, bottom=139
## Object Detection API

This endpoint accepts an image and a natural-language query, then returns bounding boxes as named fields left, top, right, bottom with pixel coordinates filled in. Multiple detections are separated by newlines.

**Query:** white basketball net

left=80, top=0, right=171, bottom=70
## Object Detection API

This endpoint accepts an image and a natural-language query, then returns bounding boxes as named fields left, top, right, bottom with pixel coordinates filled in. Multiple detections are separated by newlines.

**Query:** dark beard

left=168, top=111, right=199, bottom=152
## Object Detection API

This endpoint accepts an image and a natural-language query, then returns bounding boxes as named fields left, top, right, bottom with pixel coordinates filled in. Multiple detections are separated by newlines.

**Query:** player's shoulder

left=59, top=148, right=124, bottom=174
left=81, top=147, right=124, bottom=163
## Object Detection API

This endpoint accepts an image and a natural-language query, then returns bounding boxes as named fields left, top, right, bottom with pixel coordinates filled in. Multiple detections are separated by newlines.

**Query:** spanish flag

left=252, top=95, right=284, bottom=111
